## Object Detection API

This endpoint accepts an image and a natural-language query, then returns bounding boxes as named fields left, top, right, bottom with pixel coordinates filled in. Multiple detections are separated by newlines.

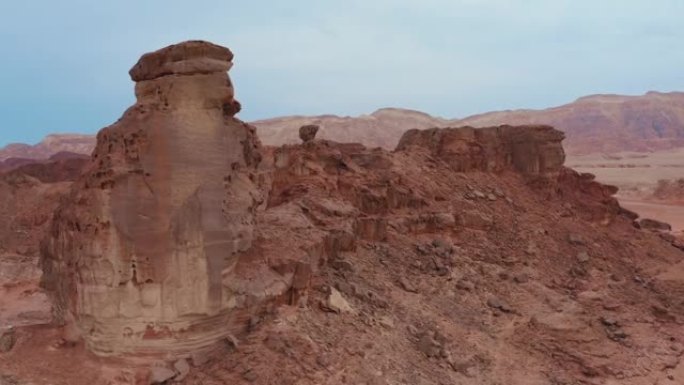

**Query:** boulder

left=323, top=287, right=354, bottom=314
left=299, top=124, right=319, bottom=143
left=639, top=218, right=672, bottom=231
left=0, top=327, right=16, bottom=353
left=173, top=358, right=190, bottom=381
left=149, top=366, right=176, bottom=384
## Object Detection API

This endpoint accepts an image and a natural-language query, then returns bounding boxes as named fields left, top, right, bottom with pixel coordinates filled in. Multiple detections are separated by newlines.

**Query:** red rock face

left=0, top=153, right=89, bottom=258
left=396, top=125, right=565, bottom=176
left=40, top=41, right=264, bottom=357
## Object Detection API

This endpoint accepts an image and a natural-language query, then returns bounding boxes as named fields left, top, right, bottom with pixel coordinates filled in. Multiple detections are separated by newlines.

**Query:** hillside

left=0, top=134, right=94, bottom=161
left=455, top=92, right=684, bottom=154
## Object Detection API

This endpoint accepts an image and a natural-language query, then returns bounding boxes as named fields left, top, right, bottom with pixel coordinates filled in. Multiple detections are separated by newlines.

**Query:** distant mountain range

left=3, top=91, right=684, bottom=161
left=455, top=91, right=684, bottom=154
left=0, top=134, right=95, bottom=162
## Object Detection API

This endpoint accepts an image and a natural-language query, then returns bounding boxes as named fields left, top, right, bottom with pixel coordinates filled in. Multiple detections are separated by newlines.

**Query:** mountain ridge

left=4, top=90, right=684, bottom=159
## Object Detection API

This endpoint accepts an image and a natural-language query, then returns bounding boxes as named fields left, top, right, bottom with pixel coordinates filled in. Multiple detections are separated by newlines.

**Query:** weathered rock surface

left=298, top=124, right=319, bottom=143
left=40, top=41, right=267, bottom=357
left=638, top=218, right=672, bottom=231
left=0, top=162, right=79, bottom=260
left=396, top=124, right=565, bottom=176
left=0, top=156, right=83, bottom=331
left=0, top=327, right=16, bottom=353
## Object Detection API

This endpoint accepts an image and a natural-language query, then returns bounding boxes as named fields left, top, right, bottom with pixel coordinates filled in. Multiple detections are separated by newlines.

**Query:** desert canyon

left=0, top=41, right=684, bottom=385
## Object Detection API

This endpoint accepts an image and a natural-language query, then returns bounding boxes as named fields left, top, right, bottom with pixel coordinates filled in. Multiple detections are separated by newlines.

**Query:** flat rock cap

left=129, top=40, right=234, bottom=82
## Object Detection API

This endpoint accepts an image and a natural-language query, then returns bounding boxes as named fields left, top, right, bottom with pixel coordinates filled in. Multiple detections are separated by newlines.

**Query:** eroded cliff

left=18, top=42, right=684, bottom=385
left=40, top=41, right=267, bottom=357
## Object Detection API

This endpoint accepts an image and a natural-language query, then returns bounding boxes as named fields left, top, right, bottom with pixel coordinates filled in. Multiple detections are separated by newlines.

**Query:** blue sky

left=1, top=0, right=683, bottom=146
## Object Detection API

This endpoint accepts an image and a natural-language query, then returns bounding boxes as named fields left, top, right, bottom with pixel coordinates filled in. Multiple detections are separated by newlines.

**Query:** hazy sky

left=1, top=0, right=683, bottom=146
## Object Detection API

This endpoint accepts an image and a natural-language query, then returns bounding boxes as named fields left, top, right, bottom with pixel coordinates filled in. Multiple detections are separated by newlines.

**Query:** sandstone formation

left=0, top=159, right=84, bottom=260
left=396, top=125, right=565, bottom=176
left=298, top=124, right=319, bottom=143
left=1, top=41, right=679, bottom=385
left=0, top=156, right=86, bottom=333
left=40, top=41, right=268, bottom=357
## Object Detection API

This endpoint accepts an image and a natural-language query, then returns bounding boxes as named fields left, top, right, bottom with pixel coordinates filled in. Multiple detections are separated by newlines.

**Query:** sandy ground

left=620, top=199, right=684, bottom=233
left=569, top=148, right=684, bottom=232
left=568, top=147, right=684, bottom=196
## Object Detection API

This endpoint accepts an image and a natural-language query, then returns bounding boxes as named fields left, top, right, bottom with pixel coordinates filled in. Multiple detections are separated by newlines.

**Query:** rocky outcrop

left=40, top=41, right=266, bottom=357
left=396, top=125, right=565, bottom=176
left=298, top=125, right=319, bottom=143
left=0, top=172, right=76, bottom=260
left=28, top=41, right=684, bottom=385
left=2, top=152, right=89, bottom=183
left=638, top=218, right=672, bottom=231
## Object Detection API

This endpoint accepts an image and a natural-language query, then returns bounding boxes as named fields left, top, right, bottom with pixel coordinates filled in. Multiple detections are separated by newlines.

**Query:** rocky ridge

left=455, top=92, right=684, bottom=154
left=252, top=92, right=684, bottom=154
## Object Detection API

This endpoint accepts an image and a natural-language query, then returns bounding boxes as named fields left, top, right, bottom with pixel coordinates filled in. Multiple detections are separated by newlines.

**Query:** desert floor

left=569, top=147, right=684, bottom=234
left=569, top=147, right=684, bottom=196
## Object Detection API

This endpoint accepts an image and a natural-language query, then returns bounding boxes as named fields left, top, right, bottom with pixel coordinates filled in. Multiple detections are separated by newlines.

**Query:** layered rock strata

left=396, top=125, right=565, bottom=176
left=40, top=41, right=266, bottom=357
